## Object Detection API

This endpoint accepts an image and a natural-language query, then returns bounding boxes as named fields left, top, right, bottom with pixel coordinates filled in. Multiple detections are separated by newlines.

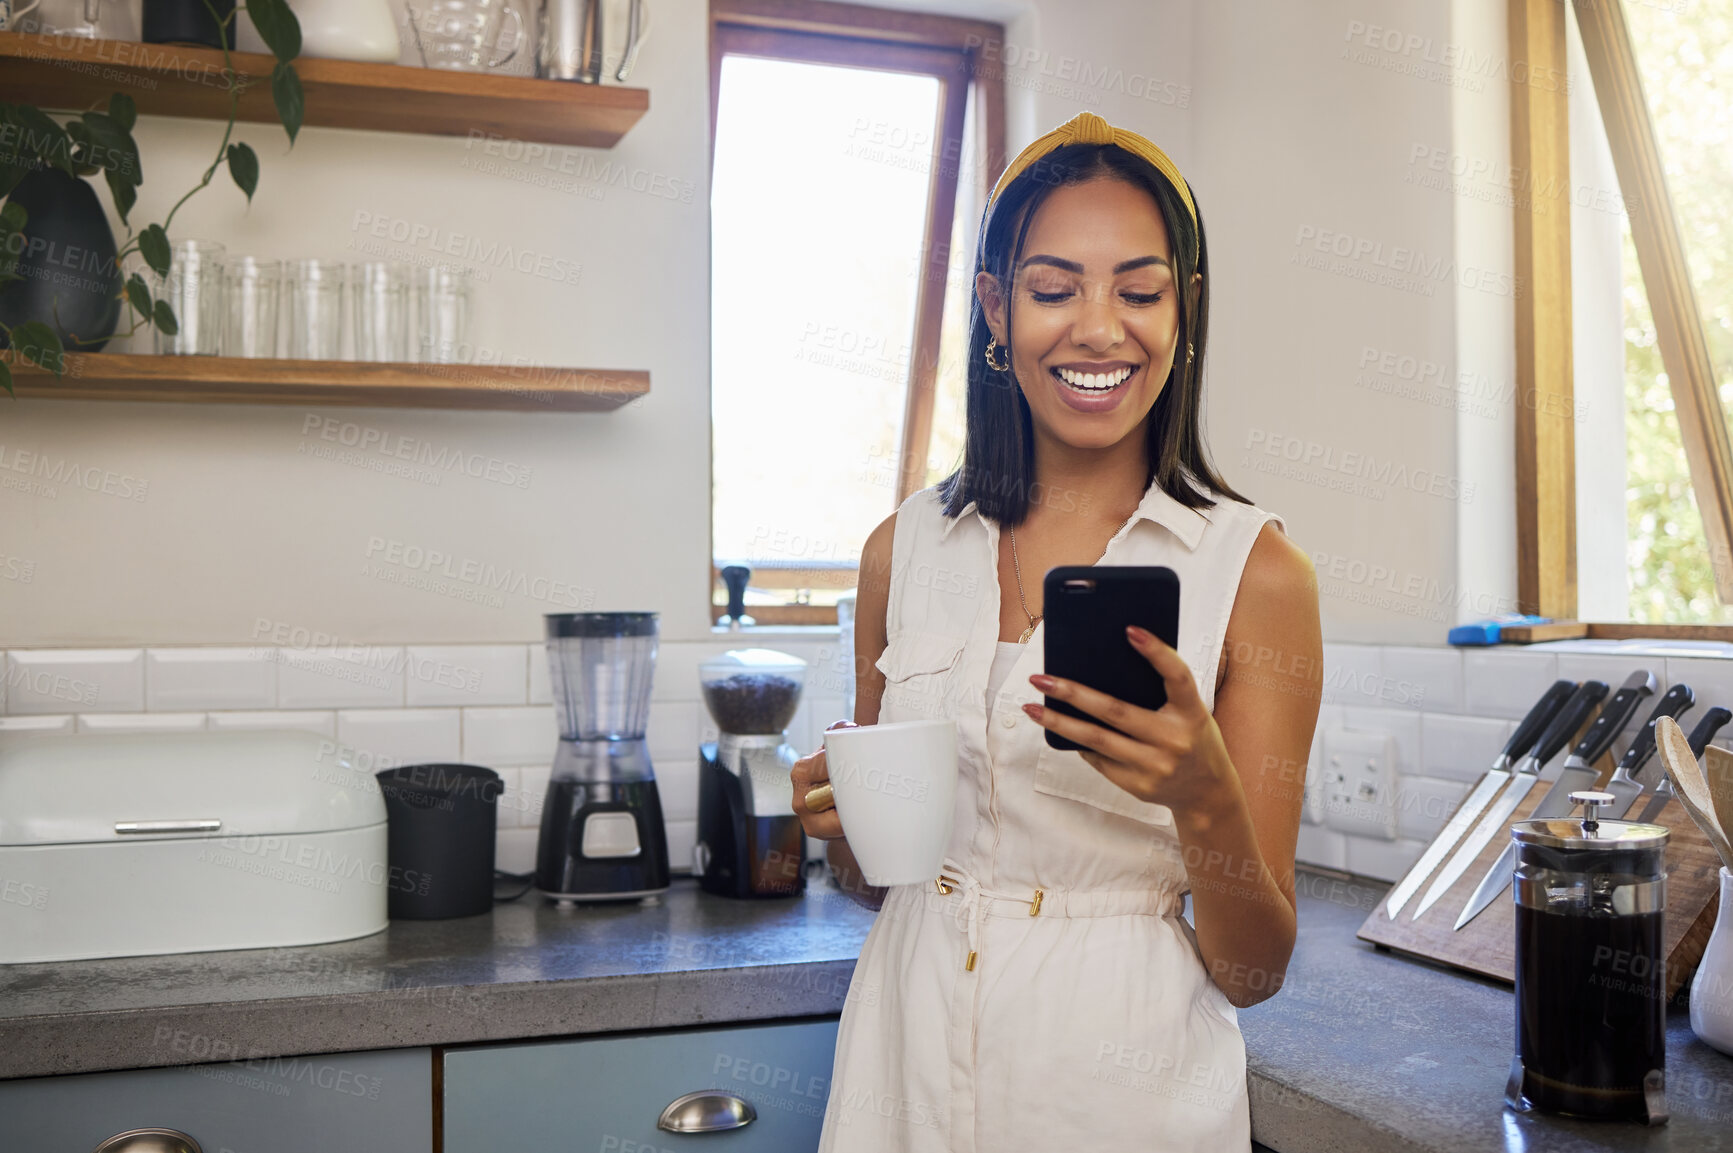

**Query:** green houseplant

left=0, top=0, right=307, bottom=396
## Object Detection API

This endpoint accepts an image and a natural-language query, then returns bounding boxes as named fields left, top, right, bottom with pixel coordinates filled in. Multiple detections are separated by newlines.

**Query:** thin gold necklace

left=1008, top=525, right=1041, bottom=643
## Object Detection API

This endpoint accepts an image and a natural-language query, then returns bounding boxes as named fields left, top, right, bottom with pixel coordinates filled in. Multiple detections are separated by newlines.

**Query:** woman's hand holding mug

left=791, top=719, right=857, bottom=840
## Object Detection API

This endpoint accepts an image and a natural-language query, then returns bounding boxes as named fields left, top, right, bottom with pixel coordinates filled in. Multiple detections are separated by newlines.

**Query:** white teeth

left=1054, top=366, right=1133, bottom=392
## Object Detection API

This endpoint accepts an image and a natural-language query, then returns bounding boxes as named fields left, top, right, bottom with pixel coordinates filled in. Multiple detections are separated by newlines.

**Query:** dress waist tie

left=934, top=858, right=1187, bottom=971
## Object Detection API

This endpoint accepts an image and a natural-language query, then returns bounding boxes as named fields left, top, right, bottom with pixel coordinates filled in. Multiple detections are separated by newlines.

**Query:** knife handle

left=1530, top=680, right=1609, bottom=768
left=1503, top=679, right=1577, bottom=763
left=1688, top=707, right=1733, bottom=757
left=1620, top=682, right=1696, bottom=772
left=1568, top=671, right=1656, bottom=768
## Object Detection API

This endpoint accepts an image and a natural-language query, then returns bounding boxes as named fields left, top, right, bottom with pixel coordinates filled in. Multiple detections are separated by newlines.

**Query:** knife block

left=1357, top=776, right=1724, bottom=999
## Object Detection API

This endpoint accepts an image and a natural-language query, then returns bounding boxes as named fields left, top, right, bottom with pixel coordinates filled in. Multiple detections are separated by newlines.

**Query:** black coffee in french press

left=1508, top=790, right=1670, bottom=1125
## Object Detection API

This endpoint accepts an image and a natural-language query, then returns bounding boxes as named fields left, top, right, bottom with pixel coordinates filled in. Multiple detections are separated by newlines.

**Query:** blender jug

left=535, top=612, right=670, bottom=903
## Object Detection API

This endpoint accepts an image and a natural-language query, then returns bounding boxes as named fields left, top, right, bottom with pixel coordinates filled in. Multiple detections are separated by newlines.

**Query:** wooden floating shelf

left=6, top=353, right=648, bottom=412
left=0, top=31, right=648, bottom=148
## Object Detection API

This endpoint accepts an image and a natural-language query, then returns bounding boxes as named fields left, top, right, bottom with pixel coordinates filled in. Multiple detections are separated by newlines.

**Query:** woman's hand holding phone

left=1024, top=627, right=1239, bottom=825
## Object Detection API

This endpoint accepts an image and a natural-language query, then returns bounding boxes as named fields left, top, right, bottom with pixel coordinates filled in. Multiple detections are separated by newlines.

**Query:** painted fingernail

left=1126, top=625, right=1152, bottom=643
left=1022, top=702, right=1044, bottom=719
left=1029, top=673, right=1056, bottom=691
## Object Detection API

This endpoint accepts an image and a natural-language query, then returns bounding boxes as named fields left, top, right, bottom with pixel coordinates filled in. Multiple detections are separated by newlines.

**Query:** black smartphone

left=1042, top=565, right=1181, bottom=752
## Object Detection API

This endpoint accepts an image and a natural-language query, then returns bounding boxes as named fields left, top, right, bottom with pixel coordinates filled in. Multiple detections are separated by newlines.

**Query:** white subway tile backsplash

left=1322, top=643, right=1382, bottom=708
left=145, top=648, right=276, bottom=712
left=1421, top=714, right=1515, bottom=784
left=647, top=701, right=700, bottom=762
left=1395, top=776, right=1472, bottom=842
left=207, top=710, right=337, bottom=738
left=1666, top=658, right=1733, bottom=748
left=666, top=819, right=699, bottom=875
left=336, top=708, right=460, bottom=769
left=517, top=765, right=550, bottom=829
left=1295, top=825, right=1348, bottom=870
left=462, top=706, right=556, bottom=766
left=657, top=758, right=698, bottom=823
left=1341, top=706, right=1420, bottom=776
left=528, top=647, right=552, bottom=705
left=496, top=828, right=537, bottom=874
left=278, top=647, right=405, bottom=709
left=1464, top=650, right=1559, bottom=719
left=78, top=713, right=207, bottom=734
left=653, top=642, right=715, bottom=703
left=1345, top=836, right=1427, bottom=883
left=6, top=649, right=143, bottom=714
left=405, top=645, right=528, bottom=708
left=1379, top=647, right=1464, bottom=714
left=0, top=715, right=74, bottom=733
left=1554, top=653, right=1664, bottom=700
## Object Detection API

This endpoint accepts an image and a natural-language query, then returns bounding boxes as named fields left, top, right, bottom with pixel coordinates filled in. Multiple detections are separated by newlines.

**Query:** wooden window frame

left=707, top=0, right=1006, bottom=626
left=1509, top=0, right=1733, bottom=638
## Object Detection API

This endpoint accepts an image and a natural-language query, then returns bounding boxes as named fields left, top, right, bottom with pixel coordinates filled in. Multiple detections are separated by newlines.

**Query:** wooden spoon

left=1656, top=716, right=1733, bottom=869
left=1706, top=744, right=1733, bottom=858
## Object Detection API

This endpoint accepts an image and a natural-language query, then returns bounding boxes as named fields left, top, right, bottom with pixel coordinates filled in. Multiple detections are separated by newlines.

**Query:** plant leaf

left=152, top=300, right=179, bottom=336
left=125, top=274, right=152, bottom=318
left=10, top=321, right=66, bottom=375
left=106, top=167, right=138, bottom=223
left=271, top=61, right=304, bottom=146
left=109, top=93, right=137, bottom=132
left=14, top=106, right=75, bottom=176
left=226, top=142, right=259, bottom=203
left=0, top=201, right=23, bottom=284
left=139, top=224, right=172, bottom=279
left=0, top=360, right=12, bottom=399
left=247, top=0, right=302, bottom=62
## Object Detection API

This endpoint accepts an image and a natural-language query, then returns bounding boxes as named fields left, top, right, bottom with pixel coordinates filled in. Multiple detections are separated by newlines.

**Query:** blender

left=535, top=612, right=670, bottom=904
left=694, top=649, right=808, bottom=898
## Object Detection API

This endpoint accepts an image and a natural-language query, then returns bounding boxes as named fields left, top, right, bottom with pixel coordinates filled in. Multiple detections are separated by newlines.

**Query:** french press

left=1507, top=790, right=1670, bottom=1125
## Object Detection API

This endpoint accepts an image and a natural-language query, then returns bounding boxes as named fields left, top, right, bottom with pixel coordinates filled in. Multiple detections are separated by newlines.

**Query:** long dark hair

left=936, top=143, right=1247, bottom=526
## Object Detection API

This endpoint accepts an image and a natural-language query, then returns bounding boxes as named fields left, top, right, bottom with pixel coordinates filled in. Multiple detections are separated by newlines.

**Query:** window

left=1511, top=0, right=1733, bottom=640
left=707, top=0, right=1004, bottom=624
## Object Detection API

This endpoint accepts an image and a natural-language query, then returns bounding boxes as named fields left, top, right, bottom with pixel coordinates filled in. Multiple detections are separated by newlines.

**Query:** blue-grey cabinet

left=0, top=1046, right=432, bottom=1153
left=443, top=1018, right=841, bottom=1153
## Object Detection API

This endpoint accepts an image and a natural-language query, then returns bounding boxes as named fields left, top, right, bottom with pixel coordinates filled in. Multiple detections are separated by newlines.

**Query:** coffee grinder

left=535, top=612, right=670, bottom=904
left=694, top=649, right=808, bottom=898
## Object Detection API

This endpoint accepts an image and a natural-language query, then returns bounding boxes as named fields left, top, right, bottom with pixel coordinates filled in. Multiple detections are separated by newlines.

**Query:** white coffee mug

left=823, top=719, right=957, bottom=887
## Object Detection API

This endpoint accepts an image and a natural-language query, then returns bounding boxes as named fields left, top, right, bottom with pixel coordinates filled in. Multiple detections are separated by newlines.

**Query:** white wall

left=2, top=1, right=713, bottom=647
left=3, top=0, right=1522, bottom=651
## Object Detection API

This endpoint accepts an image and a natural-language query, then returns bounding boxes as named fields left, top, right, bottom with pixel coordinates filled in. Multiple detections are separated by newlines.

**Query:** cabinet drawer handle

left=114, top=820, right=222, bottom=836
left=656, top=1090, right=757, bottom=1133
left=93, top=1129, right=203, bottom=1153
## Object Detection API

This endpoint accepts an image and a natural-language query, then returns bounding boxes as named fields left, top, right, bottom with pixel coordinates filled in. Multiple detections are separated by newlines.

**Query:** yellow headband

left=985, top=111, right=1197, bottom=245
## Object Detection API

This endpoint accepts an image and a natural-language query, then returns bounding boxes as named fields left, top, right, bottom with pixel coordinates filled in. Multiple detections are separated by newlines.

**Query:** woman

left=792, top=111, right=1322, bottom=1152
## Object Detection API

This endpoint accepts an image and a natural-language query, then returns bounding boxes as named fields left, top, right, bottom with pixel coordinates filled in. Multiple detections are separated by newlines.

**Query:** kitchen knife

left=1451, top=670, right=1657, bottom=930
left=1637, top=706, right=1733, bottom=823
left=1410, top=678, right=1609, bottom=920
left=1382, top=679, right=1577, bottom=919
left=1598, top=682, right=1696, bottom=818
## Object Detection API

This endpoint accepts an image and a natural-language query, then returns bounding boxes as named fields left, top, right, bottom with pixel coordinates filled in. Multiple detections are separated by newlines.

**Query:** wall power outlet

left=1320, top=725, right=1398, bottom=840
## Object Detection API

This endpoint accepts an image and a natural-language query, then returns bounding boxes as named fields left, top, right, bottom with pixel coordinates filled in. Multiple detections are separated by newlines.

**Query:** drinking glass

left=224, top=256, right=281, bottom=359
left=412, top=264, right=472, bottom=364
left=350, top=262, right=410, bottom=362
left=285, top=259, right=345, bottom=360
left=153, top=240, right=226, bottom=356
left=405, top=0, right=523, bottom=71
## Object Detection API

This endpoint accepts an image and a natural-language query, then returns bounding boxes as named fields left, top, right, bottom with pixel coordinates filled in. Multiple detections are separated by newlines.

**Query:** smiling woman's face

left=979, top=176, right=1182, bottom=454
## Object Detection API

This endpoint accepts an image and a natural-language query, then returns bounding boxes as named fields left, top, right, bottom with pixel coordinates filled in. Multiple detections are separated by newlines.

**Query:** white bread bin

left=0, top=729, right=387, bottom=964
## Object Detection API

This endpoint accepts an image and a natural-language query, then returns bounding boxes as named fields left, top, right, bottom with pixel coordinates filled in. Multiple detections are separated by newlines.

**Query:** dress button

left=1001, top=712, right=1017, bottom=729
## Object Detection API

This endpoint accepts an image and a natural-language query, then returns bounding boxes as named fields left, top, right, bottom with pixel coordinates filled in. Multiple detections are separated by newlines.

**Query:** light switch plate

left=1321, top=725, right=1398, bottom=840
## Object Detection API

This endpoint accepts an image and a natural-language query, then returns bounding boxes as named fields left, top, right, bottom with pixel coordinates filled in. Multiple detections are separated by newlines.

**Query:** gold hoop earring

left=984, top=336, right=1010, bottom=372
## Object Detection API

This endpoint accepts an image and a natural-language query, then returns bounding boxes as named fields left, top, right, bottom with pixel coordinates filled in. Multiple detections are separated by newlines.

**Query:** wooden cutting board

left=1357, top=769, right=1724, bottom=999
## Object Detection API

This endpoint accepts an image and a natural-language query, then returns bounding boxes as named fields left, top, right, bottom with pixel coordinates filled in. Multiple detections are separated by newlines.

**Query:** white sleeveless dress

left=817, top=479, right=1282, bottom=1153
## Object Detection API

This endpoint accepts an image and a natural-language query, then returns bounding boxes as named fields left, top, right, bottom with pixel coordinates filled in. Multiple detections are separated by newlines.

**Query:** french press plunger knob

left=1570, top=789, right=1617, bottom=833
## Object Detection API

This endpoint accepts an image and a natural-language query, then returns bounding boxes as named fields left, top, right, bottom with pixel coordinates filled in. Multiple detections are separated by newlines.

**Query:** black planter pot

left=0, top=168, right=123, bottom=353
left=143, top=0, right=239, bottom=49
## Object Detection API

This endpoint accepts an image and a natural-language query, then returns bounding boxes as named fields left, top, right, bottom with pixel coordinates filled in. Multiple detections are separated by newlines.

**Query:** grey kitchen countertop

left=4, top=869, right=1731, bottom=1153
